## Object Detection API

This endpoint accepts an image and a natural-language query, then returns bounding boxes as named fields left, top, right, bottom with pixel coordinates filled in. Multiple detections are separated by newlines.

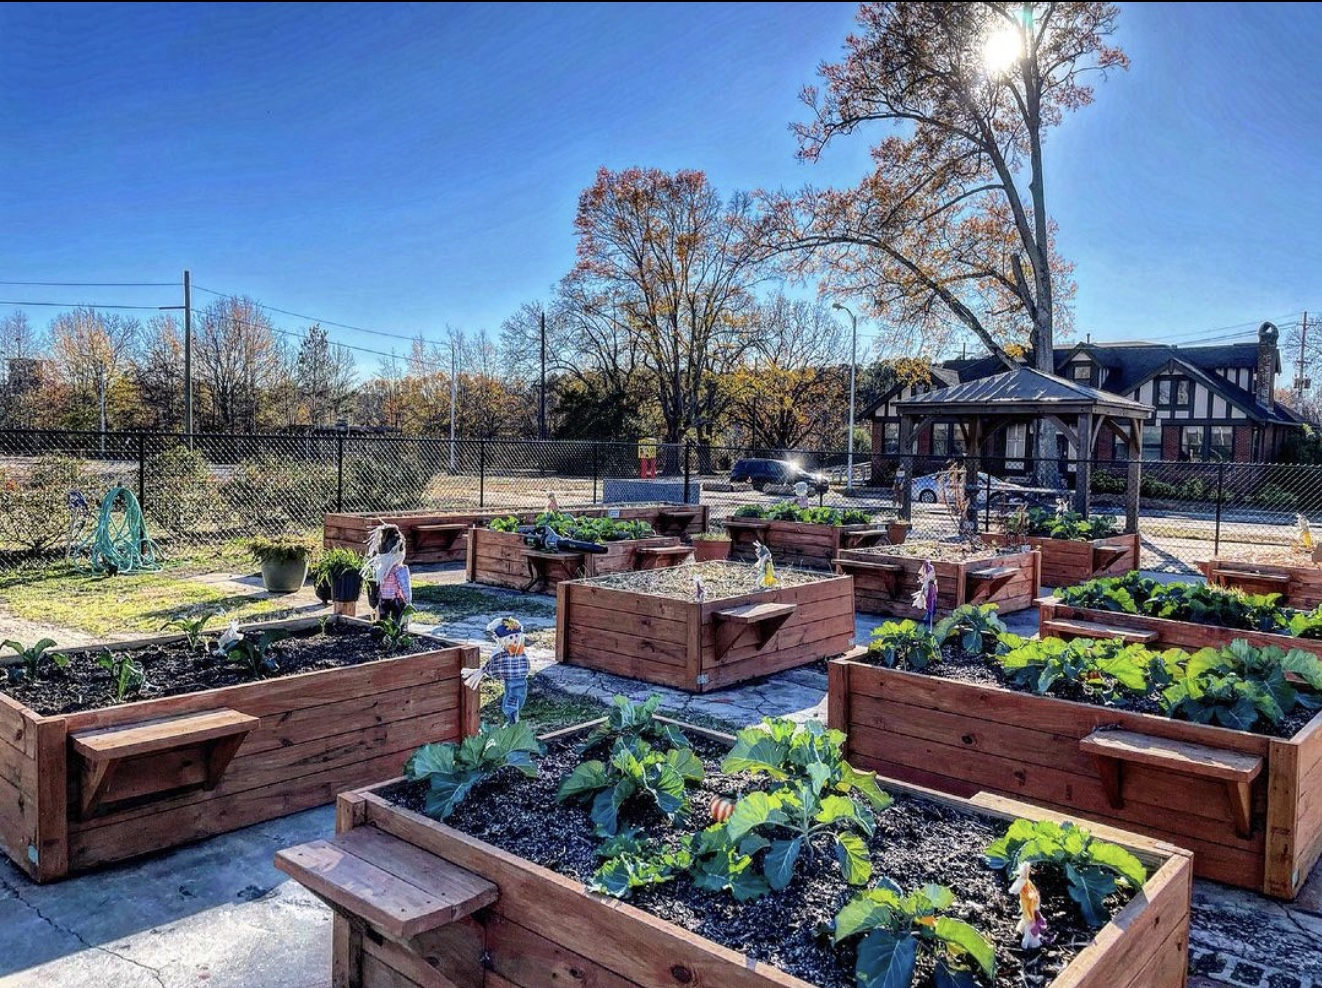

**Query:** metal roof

left=894, top=367, right=1153, bottom=419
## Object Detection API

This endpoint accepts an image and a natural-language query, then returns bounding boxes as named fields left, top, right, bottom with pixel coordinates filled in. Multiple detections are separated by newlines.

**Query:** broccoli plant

left=221, top=629, right=291, bottom=678
left=985, top=819, right=1147, bottom=928
left=2, top=638, right=66, bottom=684
left=96, top=650, right=147, bottom=702
left=998, top=637, right=1154, bottom=704
left=588, top=828, right=693, bottom=899
left=1053, top=572, right=1156, bottom=613
left=557, top=736, right=705, bottom=836
left=578, top=694, right=690, bottom=753
left=405, top=722, right=543, bottom=820
left=373, top=605, right=416, bottom=651
left=1160, top=640, right=1322, bottom=730
left=866, top=621, right=942, bottom=671
left=833, top=880, right=996, bottom=988
left=488, top=515, right=521, bottom=533
left=161, top=612, right=217, bottom=651
left=935, top=603, right=1006, bottom=655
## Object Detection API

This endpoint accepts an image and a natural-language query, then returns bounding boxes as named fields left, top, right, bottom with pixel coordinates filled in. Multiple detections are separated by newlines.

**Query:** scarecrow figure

left=1298, top=513, right=1314, bottom=553
left=794, top=481, right=810, bottom=510
left=363, top=523, right=413, bottom=623
left=1011, top=862, right=1047, bottom=949
left=547, top=491, right=560, bottom=514
left=912, top=559, right=938, bottom=631
left=753, top=540, right=778, bottom=589
left=461, top=616, right=530, bottom=724
left=693, top=574, right=707, bottom=603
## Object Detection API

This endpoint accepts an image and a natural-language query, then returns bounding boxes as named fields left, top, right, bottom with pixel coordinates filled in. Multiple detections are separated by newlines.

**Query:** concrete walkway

left=4, top=567, right=1321, bottom=987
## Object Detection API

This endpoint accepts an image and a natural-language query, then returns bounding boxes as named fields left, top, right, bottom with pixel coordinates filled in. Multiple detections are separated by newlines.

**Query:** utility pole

left=449, top=342, right=458, bottom=472
left=1297, top=311, right=1309, bottom=404
left=832, top=302, right=859, bottom=491
left=158, top=268, right=193, bottom=445
left=538, top=308, right=547, bottom=441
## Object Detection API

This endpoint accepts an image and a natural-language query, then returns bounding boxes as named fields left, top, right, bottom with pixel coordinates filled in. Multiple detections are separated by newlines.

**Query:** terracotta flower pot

left=886, top=520, right=911, bottom=546
left=691, top=538, right=732, bottom=562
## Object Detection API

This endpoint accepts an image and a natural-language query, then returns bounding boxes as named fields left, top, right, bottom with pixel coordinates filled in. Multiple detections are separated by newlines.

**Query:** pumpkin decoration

left=709, top=796, right=736, bottom=823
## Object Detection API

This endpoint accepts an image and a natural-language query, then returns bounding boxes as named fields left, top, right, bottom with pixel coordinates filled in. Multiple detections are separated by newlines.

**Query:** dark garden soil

left=3, top=622, right=438, bottom=716
left=853, top=643, right=1317, bottom=740
left=384, top=732, right=1130, bottom=988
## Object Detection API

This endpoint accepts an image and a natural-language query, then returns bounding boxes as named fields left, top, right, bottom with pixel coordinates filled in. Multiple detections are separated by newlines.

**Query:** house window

left=930, top=423, right=964, bottom=458
left=1181, top=425, right=1205, bottom=461
left=1209, top=426, right=1233, bottom=461
left=1142, top=423, right=1162, bottom=461
left=883, top=422, right=899, bottom=455
left=1070, top=363, right=1093, bottom=386
left=1113, top=431, right=1129, bottom=461
left=1156, top=376, right=1192, bottom=409
left=1005, top=423, right=1026, bottom=471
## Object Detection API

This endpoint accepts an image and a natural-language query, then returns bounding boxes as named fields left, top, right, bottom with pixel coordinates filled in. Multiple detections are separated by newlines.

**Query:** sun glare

left=982, top=24, right=1023, bottom=76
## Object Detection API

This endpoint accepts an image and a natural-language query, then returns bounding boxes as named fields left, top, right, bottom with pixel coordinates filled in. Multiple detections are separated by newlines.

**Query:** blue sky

left=1, top=2, right=1320, bottom=366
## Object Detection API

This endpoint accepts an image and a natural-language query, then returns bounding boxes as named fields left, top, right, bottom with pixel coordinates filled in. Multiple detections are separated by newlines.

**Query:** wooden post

left=899, top=417, right=914, bottom=522
left=1126, top=418, right=1142, bottom=536
left=1075, top=411, right=1093, bottom=518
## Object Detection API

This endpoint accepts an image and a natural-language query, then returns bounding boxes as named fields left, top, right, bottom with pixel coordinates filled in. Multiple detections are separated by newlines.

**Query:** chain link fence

left=2, top=429, right=1321, bottom=574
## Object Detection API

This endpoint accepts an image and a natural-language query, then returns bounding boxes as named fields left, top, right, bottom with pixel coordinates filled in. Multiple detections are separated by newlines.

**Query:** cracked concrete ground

left=5, top=564, right=1322, bottom=986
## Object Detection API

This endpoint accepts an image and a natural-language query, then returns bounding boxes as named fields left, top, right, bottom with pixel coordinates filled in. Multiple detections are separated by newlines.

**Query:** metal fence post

left=479, top=440, right=487, bottom=508
left=683, top=442, right=693, bottom=505
left=592, top=442, right=599, bottom=504
left=335, top=431, right=345, bottom=512
left=984, top=468, right=992, bottom=533
left=1214, top=460, right=1226, bottom=556
left=137, top=433, right=146, bottom=508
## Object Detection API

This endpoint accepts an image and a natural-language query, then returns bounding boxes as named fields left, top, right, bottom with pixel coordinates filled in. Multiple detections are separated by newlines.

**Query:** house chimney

left=1257, top=322, right=1279, bottom=410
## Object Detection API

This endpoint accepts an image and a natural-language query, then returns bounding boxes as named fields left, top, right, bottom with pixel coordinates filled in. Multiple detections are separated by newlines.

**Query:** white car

left=909, top=470, right=1030, bottom=506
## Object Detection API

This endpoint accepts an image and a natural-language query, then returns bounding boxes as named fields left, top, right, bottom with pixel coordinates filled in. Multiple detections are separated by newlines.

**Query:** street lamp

left=831, top=302, right=859, bottom=492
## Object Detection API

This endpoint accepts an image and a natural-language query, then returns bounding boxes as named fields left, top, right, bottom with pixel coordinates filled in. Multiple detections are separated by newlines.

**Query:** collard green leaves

left=404, top=722, right=543, bottom=821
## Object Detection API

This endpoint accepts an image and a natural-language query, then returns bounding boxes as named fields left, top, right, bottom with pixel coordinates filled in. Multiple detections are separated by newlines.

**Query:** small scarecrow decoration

left=547, top=490, right=560, bottom=514
left=461, top=616, right=530, bottom=724
left=693, top=574, right=707, bottom=603
left=912, top=559, right=938, bottom=631
left=753, top=540, right=778, bottom=589
left=1298, top=513, right=1315, bottom=553
left=794, top=480, right=811, bottom=510
left=363, top=523, right=413, bottom=623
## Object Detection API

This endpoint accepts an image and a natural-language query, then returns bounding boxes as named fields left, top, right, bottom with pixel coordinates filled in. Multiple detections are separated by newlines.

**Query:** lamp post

left=832, top=302, right=859, bottom=491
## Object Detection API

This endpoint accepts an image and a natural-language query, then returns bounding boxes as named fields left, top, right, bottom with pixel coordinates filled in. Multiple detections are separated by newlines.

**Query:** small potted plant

left=249, top=536, right=314, bottom=593
left=312, top=547, right=364, bottom=609
left=886, top=518, right=911, bottom=545
left=689, top=530, right=732, bottom=562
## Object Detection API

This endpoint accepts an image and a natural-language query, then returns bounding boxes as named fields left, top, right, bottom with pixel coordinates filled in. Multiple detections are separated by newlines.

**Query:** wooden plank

left=360, top=935, right=468, bottom=988
left=483, top=913, right=640, bottom=988
left=1081, top=729, right=1263, bottom=783
left=33, top=717, right=68, bottom=882
left=1043, top=619, right=1158, bottom=644
left=827, top=660, right=849, bottom=733
left=361, top=950, right=426, bottom=988
left=713, top=602, right=797, bottom=625
left=274, top=831, right=496, bottom=939
left=71, top=709, right=259, bottom=762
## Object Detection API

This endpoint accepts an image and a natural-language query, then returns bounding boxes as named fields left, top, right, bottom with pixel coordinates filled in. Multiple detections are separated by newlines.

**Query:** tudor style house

left=865, top=322, right=1305, bottom=478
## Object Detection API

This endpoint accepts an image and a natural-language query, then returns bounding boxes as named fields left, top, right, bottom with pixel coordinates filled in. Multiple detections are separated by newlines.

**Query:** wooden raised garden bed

left=1200, top=556, right=1322, bottom=608
left=829, top=647, right=1322, bottom=897
left=466, top=527, right=691, bottom=594
left=727, top=518, right=893, bottom=569
left=325, top=504, right=709, bottom=564
left=0, top=616, right=478, bottom=882
left=982, top=531, right=1139, bottom=588
left=555, top=563, right=855, bottom=692
left=1038, top=596, right=1322, bottom=661
left=834, top=543, right=1040, bottom=618
left=275, top=718, right=1193, bottom=988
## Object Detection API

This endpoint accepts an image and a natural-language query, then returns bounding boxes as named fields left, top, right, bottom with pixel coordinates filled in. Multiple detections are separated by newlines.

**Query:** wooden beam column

left=1126, top=417, right=1143, bottom=535
left=1075, top=411, right=1093, bottom=518
left=899, top=416, right=914, bottom=522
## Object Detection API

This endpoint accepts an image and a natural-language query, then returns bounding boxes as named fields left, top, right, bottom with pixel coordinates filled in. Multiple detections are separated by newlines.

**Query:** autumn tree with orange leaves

left=762, top=2, right=1125, bottom=373
left=569, top=167, right=761, bottom=453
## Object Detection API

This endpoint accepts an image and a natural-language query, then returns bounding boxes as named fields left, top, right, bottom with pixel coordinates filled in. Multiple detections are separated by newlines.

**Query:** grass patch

left=0, top=561, right=313, bottom=638
left=411, top=583, right=556, bottom=625
left=479, top=674, right=606, bottom=732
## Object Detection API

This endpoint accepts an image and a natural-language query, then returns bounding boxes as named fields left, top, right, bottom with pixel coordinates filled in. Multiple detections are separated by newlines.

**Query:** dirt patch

left=585, top=560, right=832, bottom=601
left=384, top=731, right=1131, bottom=988
left=3, top=622, right=443, bottom=716
left=849, top=540, right=1019, bottom=563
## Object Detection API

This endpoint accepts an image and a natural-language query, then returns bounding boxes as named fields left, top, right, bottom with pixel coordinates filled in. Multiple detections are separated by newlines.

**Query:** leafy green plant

left=798, top=505, right=843, bottom=525
left=373, top=605, right=416, bottom=651
left=1053, top=572, right=1156, bottom=613
left=221, top=629, right=291, bottom=678
left=998, top=636, right=1154, bottom=704
left=985, top=819, right=1147, bottom=928
left=248, top=535, right=314, bottom=565
left=1160, top=640, right=1322, bottom=730
left=866, top=621, right=942, bottom=671
left=1022, top=506, right=1119, bottom=541
left=732, top=504, right=767, bottom=519
left=488, top=515, right=521, bottom=533
left=935, top=603, right=1006, bottom=655
left=578, top=694, right=690, bottom=752
left=2, top=638, right=66, bottom=684
left=557, top=737, right=705, bottom=836
left=311, top=547, right=364, bottom=584
left=162, top=612, right=216, bottom=651
left=766, top=501, right=802, bottom=521
left=1055, top=574, right=1291, bottom=633
left=405, top=722, right=544, bottom=820
left=842, top=508, right=876, bottom=526
left=833, top=880, right=995, bottom=988
left=96, top=650, right=147, bottom=702
left=1288, top=606, right=1322, bottom=640
left=588, top=828, right=693, bottom=898
left=720, top=719, right=892, bottom=812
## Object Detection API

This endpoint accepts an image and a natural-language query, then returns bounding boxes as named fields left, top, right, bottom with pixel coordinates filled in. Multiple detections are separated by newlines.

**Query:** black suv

left=729, top=458, right=830, bottom=494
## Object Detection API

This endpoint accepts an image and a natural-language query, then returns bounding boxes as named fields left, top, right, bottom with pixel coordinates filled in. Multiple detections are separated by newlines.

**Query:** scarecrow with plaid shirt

left=460, top=616, right=530, bottom=724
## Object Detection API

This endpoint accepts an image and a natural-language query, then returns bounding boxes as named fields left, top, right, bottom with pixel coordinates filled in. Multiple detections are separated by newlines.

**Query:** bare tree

left=133, top=314, right=185, bottom=430
left=194, top=297, right=284, bottom=432
left=294, top=324, right=357, bottom=426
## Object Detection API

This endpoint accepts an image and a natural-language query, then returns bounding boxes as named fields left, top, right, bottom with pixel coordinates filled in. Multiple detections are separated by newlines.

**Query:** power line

left=0, top=280, right=176, bottom=288
left=0, top=299, right=170, bottom=311
left=193, top=285, right=443, bottom=347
